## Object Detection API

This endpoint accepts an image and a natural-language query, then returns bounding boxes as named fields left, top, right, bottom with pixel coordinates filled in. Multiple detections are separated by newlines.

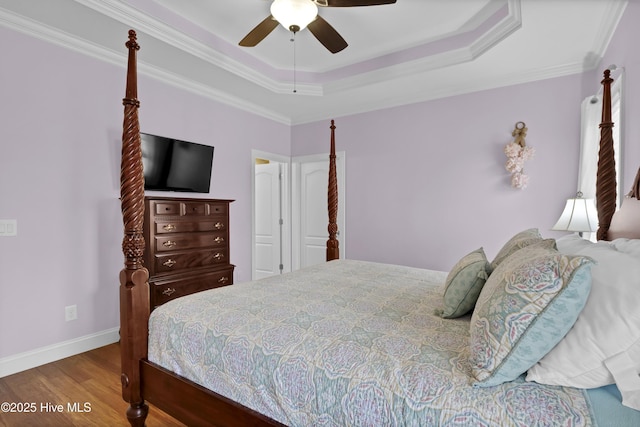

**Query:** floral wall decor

left=504, top=121, right=535, bottom=189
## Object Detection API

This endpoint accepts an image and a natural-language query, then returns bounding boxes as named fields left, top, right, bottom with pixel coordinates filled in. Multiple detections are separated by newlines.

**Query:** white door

left=292, top=153, right=346, bottom=270
left=253, top=160, right=287, bottom=280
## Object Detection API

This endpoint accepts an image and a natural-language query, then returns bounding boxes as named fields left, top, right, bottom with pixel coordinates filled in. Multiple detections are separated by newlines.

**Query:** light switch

left=0, top=220, right=17, bottom=236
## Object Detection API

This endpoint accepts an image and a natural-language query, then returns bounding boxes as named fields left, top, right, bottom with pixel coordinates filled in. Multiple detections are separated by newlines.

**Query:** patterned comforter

left=148, top=259, right=595, bottom=426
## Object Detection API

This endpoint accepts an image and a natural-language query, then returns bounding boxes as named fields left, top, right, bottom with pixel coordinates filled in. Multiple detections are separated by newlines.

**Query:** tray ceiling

left=0, top=0, right=627, bottom=124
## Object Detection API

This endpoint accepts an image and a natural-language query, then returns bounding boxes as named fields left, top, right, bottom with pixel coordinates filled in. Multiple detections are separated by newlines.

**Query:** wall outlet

left=65, top=305, right=77, bottom=322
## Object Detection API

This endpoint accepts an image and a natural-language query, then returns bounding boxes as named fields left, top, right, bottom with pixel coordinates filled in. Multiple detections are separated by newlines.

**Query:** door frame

left=251, top=150, right=291, bottom=280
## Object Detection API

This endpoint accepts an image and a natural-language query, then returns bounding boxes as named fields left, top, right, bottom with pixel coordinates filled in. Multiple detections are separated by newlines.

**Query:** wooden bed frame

left=118, top=30, right=337, bottom=426
left=117, top=30, right=632, bottom=426
left=596, top=68, right=618, bottom=241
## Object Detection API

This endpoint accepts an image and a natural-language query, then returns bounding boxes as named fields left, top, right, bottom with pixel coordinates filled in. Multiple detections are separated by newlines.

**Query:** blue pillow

left=470, top=242, right=594, bottom=387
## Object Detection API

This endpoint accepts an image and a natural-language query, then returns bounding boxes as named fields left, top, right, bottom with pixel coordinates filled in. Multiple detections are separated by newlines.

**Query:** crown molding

left=1, top=0, right=628, bottom=126
left=72, top=0, right=525, bottom=96
left=0, top=4, right=293, bottom=124
left=138, top=62, right=293, bottom=125
left=0, top=5, right=123, bottom=66
left=468, top=0, right=521, bottom=59
left=323, top=0, right=522, bottom=95
left=586, top=0, right=628, bottom=70
left=0, top=0, right=523, bottom=109
left=290, top=61, right=586, bottom=125
left=72, top=0, right=298, bottom=95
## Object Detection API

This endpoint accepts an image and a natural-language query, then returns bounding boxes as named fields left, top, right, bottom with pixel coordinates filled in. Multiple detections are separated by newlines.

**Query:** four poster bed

left=118, top=30, right=640, bottom=426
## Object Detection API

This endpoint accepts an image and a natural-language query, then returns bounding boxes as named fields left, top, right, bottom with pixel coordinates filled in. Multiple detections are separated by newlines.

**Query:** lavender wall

left=0, top=27, right=289, bottom=359
left=1, top=2, right=639, bottom=367
left=292, top=75, right=584, bottom=271
left=292, top=3, right=640, bottom=273
left=290, top=2, right=640, bottom=273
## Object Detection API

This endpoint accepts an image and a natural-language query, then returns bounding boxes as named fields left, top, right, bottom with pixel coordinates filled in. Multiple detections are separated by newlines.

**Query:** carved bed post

left=119, top=30, right=150, bottom=427
left=596, top=69, right=616, bottom=241
left=327, top=120, right=340, bottom=261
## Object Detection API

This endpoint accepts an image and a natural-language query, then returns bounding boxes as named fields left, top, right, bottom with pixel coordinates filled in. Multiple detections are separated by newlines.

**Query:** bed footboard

left=141, top=361, right=285, bottom=426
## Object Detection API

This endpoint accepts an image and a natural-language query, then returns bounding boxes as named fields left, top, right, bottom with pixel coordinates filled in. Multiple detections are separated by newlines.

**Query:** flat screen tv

left=141, top=133, right=214, bottom=193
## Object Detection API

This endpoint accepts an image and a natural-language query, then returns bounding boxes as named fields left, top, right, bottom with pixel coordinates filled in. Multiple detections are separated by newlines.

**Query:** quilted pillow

left=490, top=228, right=543, bottom=270
left=526, top=240, right=640, bottom=393
left=439, top=248, right=491, bottom=319
left=470, top=242, right=594, bottom=387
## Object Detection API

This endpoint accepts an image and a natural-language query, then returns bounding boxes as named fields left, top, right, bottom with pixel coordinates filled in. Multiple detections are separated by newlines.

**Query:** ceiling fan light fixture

left=271, top=0, right=318, bottom=32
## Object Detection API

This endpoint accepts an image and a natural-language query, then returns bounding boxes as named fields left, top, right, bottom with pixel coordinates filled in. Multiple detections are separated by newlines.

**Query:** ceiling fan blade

left=307, top=15, right=348, bottom=54
left=239, top=15, right=279, bottom=47
left=315, top=0, right=396, bottom=6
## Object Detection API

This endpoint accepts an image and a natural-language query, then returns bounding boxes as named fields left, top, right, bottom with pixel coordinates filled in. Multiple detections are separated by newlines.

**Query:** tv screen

left=141, top=133, right=214, bottom=193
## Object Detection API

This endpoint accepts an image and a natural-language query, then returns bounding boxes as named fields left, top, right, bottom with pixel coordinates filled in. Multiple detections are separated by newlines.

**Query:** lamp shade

left=271, top=0, right=318, bottom=31
left=552, top=195, right=598, bottom=233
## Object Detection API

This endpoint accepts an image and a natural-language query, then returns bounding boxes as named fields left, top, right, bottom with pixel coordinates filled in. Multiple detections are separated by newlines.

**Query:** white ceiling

left=0, top=0, right=627, bottom=124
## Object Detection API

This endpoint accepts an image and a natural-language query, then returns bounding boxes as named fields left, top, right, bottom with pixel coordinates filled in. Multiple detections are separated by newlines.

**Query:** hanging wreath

left=504, top=121, right=534, bottom=189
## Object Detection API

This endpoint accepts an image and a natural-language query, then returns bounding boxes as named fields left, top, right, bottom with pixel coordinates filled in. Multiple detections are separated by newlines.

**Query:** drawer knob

left=213, top=252, right=224, bottom=260
left=163, top=240, right=177, bottom=248
left=163, top=224, right=176, bottom=231
left=162, top=287, right=176, bottom=296
left=218, top=277, right=229, bottom=284
left=214, top=222, right=224, bottom=230
left=214, top=236, right=225, bottom=244
left=163, top=259, right=176, bottom=268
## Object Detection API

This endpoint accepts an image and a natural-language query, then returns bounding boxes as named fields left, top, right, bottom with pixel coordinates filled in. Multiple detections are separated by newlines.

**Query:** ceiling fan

left=239, top=0, right=397, bottom=54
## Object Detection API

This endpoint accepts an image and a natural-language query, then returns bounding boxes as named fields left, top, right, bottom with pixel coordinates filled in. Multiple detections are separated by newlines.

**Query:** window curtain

left=577, top=96, right=602, bottom=200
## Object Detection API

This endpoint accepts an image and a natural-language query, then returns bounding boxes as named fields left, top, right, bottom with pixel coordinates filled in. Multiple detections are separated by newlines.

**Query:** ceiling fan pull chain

left=291, top=31, right=297, bottom=93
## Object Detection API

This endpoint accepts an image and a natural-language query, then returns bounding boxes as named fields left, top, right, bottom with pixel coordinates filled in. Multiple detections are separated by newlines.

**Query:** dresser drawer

left=208, top=203, right=228, bottom=215
left=151, top=267, right=234, bottom=307
left=153, top=201, right=222, bottom=217
left=183, top=202, right=207, bottom=216
left=155, top=233, right=227, bottom=252
left=154, top=249, right=229, bottom=273
left=155, top=220, right=228, bottom=234
left=154, top=202, right=181, bottom=216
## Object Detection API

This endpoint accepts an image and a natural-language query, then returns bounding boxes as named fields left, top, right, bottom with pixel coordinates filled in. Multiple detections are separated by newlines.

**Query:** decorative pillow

left=526, top=241, right=640, bottom=391
left=607, top=198, right=640, bottom=240
left=490, top=228, right=543, bottom=270
left=470, top=242, right=594, bottom=387
left=439, top=248, right=491, bottom=319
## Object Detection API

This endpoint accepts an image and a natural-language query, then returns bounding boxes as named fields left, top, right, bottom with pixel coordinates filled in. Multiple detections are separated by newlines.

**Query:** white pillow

left=554, top=233, right=596, bottom=253
left=526, top=240, right=640, bottom=390
left=610, top=238, right=640, bottom=260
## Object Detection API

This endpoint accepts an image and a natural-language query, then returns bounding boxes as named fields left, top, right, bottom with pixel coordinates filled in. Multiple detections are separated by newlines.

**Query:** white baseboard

left=0, top=327, right=120, bottom=378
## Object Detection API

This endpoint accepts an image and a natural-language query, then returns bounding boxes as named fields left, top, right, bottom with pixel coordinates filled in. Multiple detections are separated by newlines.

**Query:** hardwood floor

left=0, top=343, right=185, bottom=426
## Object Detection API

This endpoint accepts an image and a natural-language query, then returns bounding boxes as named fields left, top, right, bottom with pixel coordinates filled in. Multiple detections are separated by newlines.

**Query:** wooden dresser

left=143, top=196, right=234, bottom=309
